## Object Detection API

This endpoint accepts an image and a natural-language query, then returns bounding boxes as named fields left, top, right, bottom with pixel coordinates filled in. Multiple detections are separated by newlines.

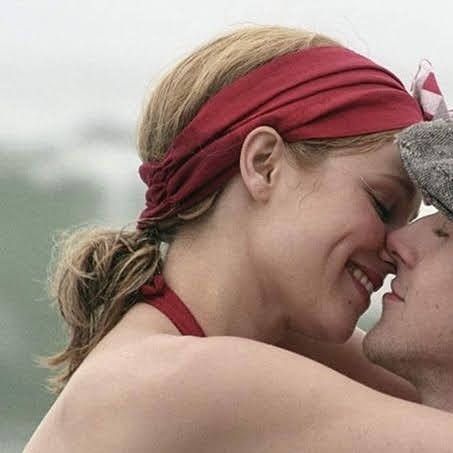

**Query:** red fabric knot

left=146, top=183, right=166, bottom=205
left=411, top=60, right=450, bottom=121
left=140, top=274, right=207, bottom=337
left=140, top=274, right=166, bottom=299
left=140, top=161, right=168, bottom=206
left=136, top=46, right=424, bottom=227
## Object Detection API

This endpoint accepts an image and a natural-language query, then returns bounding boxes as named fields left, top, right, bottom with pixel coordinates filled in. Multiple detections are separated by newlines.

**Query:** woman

left=25, top=26, right=453, bottom=452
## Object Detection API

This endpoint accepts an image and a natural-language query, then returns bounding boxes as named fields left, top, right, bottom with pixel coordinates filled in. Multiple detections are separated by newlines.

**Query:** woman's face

left=250, top=141, right=420, bottom=343
left=364, top=213, right=453, bottom=372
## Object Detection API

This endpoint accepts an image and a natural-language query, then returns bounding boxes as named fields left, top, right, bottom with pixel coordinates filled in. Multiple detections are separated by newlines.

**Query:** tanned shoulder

left=136, top=335, right=453, bottom=453
left=51, top=335, right=453, bottom=453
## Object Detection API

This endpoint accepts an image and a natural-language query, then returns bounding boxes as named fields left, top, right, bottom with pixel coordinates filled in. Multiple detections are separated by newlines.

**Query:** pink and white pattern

left=411, top=60, right=450, bottom=120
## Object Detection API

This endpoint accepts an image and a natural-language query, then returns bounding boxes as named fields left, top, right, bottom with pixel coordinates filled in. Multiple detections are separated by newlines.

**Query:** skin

left=26, top=127, right=453, bottom=453
left=364, top=212, right=453, bottom=411
left=161, top=127, right=420, bottom=344
left=278, top=327, right=419, bottom=400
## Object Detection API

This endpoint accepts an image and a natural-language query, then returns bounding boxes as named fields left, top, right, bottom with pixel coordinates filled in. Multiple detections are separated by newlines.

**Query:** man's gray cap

left=396, top=119, right=453, bottom=220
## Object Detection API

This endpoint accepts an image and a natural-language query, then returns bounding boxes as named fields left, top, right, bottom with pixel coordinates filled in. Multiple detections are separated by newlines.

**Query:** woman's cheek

left=356, top=208, right=386, bottom=245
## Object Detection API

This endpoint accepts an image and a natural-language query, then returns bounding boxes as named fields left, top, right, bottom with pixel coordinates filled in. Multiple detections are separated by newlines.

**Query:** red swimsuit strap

left=140, top=274, right=206, bottom=337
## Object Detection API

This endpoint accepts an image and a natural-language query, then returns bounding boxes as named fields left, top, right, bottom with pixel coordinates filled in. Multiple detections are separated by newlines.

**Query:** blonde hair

left=44, top=25, right=398, bottom=393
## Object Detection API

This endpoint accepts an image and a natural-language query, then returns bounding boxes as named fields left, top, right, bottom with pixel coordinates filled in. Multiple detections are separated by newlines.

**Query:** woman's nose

left=384, top=226, right=418, bottom=269
left=378, top=246, right=397, bottom=274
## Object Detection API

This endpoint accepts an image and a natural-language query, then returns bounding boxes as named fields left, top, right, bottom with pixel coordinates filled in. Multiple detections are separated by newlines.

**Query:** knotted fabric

left=397, top=119, right=453, bottom=220
left=137, top=45, right=424, bottom=226
left=141, top=274, right=206, bottom=336
left=411, top=60, right=450, bottom=121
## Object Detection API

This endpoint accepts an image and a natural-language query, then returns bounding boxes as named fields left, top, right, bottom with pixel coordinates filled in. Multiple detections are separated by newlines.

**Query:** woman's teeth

left=349, top=264, right=374, bottom=294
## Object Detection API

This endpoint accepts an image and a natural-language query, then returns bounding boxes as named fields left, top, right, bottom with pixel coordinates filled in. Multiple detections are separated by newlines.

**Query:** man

left=363, top=119, right=453, bottom=411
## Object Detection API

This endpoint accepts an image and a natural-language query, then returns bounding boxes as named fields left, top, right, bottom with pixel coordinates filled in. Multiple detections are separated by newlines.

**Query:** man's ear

left=239, top=126, right=285, bottom=202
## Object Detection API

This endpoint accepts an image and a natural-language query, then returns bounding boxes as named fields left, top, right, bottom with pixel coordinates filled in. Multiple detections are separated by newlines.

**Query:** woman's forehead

left=338, top=141, right=403, bottom=170
left=333, top=142, right=412, bottom=184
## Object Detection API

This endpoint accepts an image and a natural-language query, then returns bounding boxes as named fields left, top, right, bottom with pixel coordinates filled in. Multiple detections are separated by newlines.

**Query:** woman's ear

left=239, top=126, right=286, bottom=202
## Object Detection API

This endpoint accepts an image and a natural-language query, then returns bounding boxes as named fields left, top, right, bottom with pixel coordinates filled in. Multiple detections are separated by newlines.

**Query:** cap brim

left=396, top=120, right=453, bottom=220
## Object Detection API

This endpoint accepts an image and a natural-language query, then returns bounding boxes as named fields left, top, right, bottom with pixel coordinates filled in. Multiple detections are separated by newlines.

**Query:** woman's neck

left=161, top=230, right=288, bottom=344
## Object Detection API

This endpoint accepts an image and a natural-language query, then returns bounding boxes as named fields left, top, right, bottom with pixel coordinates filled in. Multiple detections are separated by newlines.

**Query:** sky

left=2, top=0, right=452, bottom=142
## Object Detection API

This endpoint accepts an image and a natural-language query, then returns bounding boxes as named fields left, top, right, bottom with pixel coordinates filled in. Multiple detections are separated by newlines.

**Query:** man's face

left=364, top=212, right=453, bottom=376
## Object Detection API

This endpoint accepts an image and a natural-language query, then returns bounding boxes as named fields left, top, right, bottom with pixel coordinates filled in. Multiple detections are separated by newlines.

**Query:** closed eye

left=369, top=191, right=392, bottom=223
left=359, top=176, right=393, bottom=223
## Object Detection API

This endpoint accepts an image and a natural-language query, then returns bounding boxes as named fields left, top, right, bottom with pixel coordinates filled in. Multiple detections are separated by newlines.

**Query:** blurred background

left=2, top=1, right=451, bottom=450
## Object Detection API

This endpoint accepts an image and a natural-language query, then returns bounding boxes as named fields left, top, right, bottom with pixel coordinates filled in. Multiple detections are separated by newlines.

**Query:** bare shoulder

left=121, top=335, right=453, bottom=453
left=278, top=327, right=419, bottom=401
left=28, top=335, right=453, bottom=453
left=55, top=335, right=327, bottom=452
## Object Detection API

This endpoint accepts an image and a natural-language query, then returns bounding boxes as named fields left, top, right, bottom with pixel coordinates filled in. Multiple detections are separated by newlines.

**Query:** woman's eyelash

left=369, top=193, right=391, bottom=222
left=360, top=177, right=392, bottom=223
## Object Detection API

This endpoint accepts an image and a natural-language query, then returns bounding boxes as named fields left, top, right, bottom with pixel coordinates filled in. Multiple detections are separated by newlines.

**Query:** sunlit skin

left=28, top=128, right=453, bottom=453
left=364, top=212, right=453, bottom=411
left=161, top=127, right=421, bottom=344
left=253, top=155, right=421, bottom=343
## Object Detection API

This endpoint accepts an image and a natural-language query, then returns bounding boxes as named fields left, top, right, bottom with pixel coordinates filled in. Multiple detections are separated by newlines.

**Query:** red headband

left=137, top=46, right=423, bottom=227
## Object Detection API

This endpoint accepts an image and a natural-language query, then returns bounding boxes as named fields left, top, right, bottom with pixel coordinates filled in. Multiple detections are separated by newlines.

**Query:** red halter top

left=140, top=274, right=206, bottom=337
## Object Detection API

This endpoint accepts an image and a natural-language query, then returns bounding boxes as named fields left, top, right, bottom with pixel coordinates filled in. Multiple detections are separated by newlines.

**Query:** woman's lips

left=354, top=263, right=385, bottom=292
left=348, top=260, right=385, bottom=292
left=347, top=270, right=372, bottom=312
left=345, top=261, right=386, bottom=313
